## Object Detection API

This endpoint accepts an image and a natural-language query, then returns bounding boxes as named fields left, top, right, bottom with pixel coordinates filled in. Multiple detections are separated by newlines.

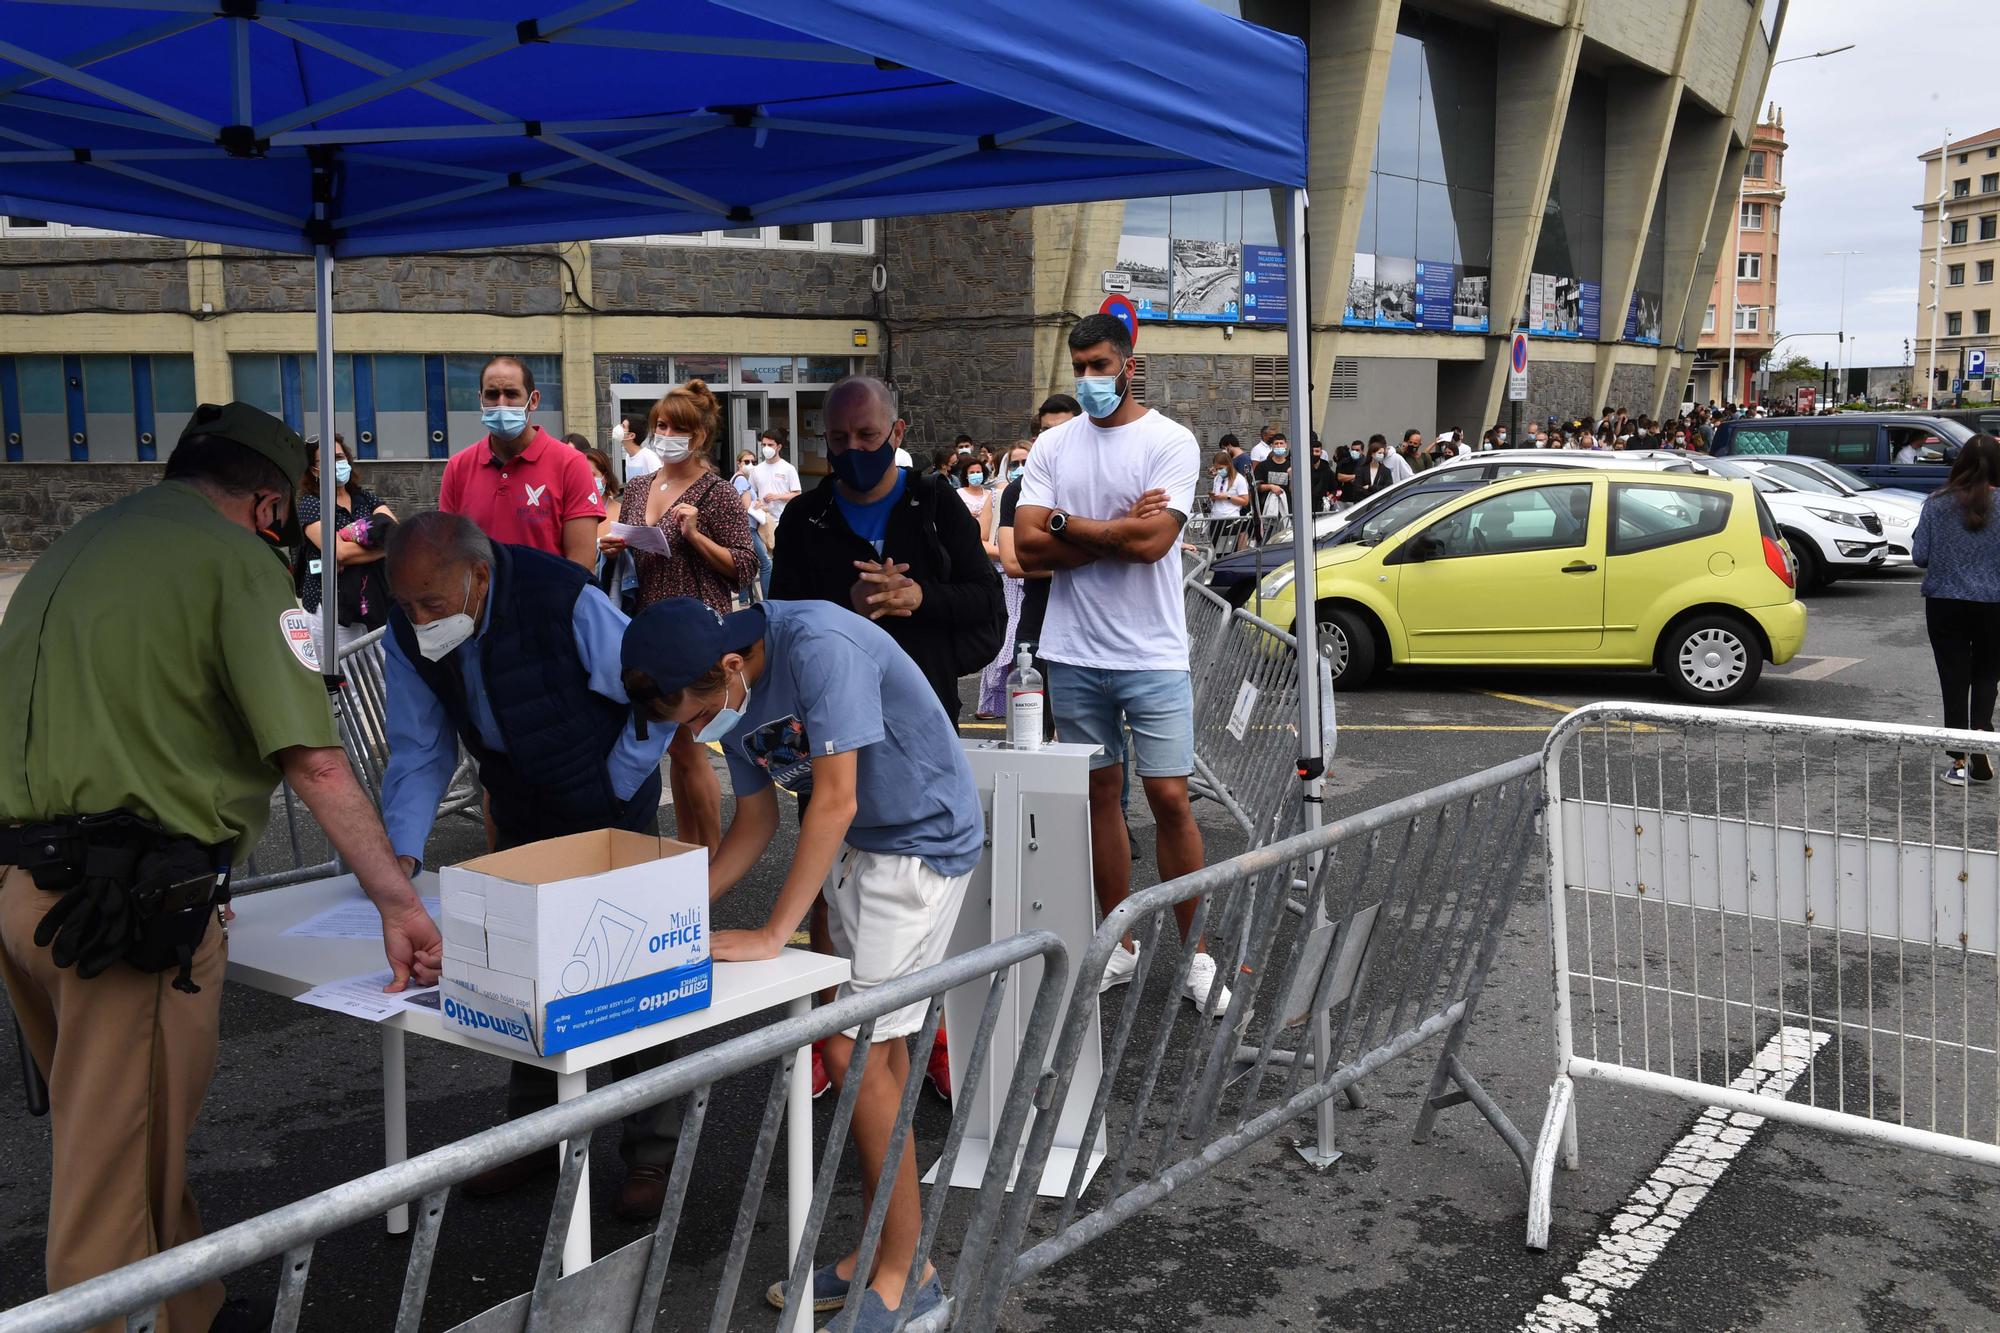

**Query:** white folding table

left=224, top=874, right=849, bottom=1282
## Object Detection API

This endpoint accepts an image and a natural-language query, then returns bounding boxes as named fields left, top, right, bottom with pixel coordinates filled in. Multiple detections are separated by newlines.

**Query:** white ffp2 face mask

left=650, top=433, right=692, bottom=463
left=412, top=572, right=477, bottom=661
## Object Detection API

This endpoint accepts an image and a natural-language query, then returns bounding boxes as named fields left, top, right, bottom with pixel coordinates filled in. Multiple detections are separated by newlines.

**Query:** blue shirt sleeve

left=570, top=586, right=672, bottom=800
left=793, top=628, right=886, bottom=757
left=380, top=628, right=461, bottom=863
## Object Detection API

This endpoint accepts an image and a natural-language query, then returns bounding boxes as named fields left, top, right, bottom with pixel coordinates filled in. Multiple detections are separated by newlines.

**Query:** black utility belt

left=0, top=811, right=230, bottom=994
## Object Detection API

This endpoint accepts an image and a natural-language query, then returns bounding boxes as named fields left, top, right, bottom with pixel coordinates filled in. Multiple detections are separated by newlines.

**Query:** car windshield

left=1699, top=456, right=1785, bottom=494
left=1936, top=419, right=1977, bottom=447
left=1818, top=462, right=1877, bottom=491
left=1340, top=487, right=1463, bottom=546
left=1759, top=463, right=1846, bottom=497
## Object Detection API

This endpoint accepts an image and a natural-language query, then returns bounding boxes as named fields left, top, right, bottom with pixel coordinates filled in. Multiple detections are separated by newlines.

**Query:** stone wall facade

left=0, top=238, right=190, bottom=314
left=1520, top=360, right=1599, bottom=429
left=1607, top=364, right=1657, bottom=418
left=880, top=210, right=1040, bottom=451
left=1134, top=353, right=1271, bottom=446
left=0, top=462, right=451, bottom=557
left=224, top=253, right=566, bottom=315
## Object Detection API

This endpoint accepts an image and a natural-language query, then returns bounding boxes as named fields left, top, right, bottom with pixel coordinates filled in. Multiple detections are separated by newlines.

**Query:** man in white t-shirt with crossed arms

left=1015, top=313, right=1230, bottom=1014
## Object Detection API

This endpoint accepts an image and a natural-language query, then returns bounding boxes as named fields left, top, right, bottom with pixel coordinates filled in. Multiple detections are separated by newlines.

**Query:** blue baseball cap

left=621, top=598, right=766, bottom=695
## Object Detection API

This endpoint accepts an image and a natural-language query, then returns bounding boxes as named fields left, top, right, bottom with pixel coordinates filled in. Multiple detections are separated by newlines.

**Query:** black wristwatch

left=1048, top=510, right=1069, bottom=537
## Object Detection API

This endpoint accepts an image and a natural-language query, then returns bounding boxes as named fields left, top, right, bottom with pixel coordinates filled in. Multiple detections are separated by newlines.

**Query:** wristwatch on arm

left=1048, top=510, right=1069, bottom=538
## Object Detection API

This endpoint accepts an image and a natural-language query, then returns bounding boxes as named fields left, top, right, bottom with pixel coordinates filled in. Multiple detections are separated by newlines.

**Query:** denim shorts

left=1045, top=664, right=1195, bottom=778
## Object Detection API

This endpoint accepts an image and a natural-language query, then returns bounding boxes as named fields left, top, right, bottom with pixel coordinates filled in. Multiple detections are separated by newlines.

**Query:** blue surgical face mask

left=695, top=669, right=751, bottom=743
left=966, top=470, right=984, bottom=487
left=482, top=405, right=528, bottom=440
left=1074, top=373, right=1125, bottom=420
left=333, top=459, right=353, bottom=486
left=1008, top=464, right=1025, bottom=483
left=830, top=440, right=896, bottom=493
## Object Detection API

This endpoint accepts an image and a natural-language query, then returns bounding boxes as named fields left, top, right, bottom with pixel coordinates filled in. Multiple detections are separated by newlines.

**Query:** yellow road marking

left=1475, top=688, right=1577, bottom=715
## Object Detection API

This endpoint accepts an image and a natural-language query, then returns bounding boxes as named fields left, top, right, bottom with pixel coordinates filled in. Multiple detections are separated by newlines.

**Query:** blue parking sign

left=1970, top=349, right=1988, bottom=379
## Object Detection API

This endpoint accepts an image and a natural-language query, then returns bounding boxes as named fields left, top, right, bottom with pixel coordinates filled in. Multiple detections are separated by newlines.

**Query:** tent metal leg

left=314, top=244, right=338, bottom=674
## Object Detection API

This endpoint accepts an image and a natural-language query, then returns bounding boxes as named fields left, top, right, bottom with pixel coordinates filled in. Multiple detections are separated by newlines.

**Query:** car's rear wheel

left=1784, top=533, right=1824, bottom=594
left=1316, top=602, right=1377, bottom=690
left=1661, top=614, right=1762, bottom=704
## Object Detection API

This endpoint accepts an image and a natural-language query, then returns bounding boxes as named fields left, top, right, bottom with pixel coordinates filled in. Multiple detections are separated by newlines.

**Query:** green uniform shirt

left=0, top=481, right=340, bottom=859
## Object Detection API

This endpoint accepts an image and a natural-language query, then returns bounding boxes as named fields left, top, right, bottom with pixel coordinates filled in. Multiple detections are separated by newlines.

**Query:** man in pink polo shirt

left=439, top=355, right=601, bottom=568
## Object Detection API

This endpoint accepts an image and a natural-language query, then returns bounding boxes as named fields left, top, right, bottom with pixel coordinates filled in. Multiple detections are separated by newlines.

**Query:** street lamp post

left=1758, top=44, right=1854, bottom=405
left=1926, top=129, right=1951, bottom=409
left=1827, top=249, right=1861, bottom=402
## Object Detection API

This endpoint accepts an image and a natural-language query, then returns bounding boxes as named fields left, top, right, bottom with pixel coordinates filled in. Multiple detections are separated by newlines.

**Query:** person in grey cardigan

left=1911, top=434, right=2000, bottom=785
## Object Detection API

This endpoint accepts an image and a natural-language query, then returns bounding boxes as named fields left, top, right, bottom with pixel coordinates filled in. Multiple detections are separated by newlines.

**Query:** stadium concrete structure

left=0, top=0, right=1785, bottom=552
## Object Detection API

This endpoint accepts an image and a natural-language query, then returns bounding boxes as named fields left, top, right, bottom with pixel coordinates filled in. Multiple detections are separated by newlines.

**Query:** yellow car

left=1255, top=471, right=1807, bottom=704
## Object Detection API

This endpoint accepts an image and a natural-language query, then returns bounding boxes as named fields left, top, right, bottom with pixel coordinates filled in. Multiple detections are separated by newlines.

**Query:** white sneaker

left=1098, top=942, right=1139, bottom=993
left=1183, top=952, right=1233, bottom=1017
left=1944, top=761, right=1969, bottom=787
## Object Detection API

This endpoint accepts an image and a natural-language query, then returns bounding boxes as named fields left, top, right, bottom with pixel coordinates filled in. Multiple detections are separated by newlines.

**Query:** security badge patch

left=742, top=715, right=814, bottom=795
left=279, top=607, right=322, bottom=671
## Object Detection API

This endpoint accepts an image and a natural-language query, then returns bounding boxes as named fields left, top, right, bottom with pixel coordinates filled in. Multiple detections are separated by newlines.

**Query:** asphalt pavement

left=3, top=563, right=1997, bottom=1331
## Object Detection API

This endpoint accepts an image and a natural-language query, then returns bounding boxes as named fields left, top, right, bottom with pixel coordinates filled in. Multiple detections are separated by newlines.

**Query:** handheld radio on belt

left=0, top=812, right=230, bottom=994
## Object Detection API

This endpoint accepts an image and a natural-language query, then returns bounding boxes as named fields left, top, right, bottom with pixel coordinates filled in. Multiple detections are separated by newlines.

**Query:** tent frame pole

left=314, top=244, right=338, bottom=675
left=1282, top=187, right=1337, bottom=1169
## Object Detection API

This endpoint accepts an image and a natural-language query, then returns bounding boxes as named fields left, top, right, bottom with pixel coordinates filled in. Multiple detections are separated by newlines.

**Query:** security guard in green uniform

left=0, top=403, right=443, bottom=1333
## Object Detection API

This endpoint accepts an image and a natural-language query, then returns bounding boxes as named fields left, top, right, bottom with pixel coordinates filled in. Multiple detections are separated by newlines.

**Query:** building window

left=1702, top=304, right=1716, bottom=333
left=1737, top=251, right=1761, bottom=280
left=1955, top=178, right=1972, bottom=198
left=1979, top=311, right=1993, bottom=336
left=1950, top=219, right=1969, bottom=244
left=1981, top=260, right=1995, bottom=284
left=1983, top=215, right=1999, bottom=241
left=1947, top=312, right=1964, bottom=336
left=0, top=216, right=132, bottom=238
left=1960, top=153, right=1971, bottom=165
left=1744, top=151, right=1766, bottom=179
left=1733, top=304, right=1760, bottom=333
left=1740, top=201, right=1764, bottom=230
left=1949, top=263, right=1967, bottom=286
left=1984, top=174, right=1999, bottom=194
left=603, top=221, right=875, bottom=253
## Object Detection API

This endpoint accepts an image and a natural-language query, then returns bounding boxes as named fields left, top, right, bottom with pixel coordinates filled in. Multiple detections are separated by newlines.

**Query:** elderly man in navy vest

left=379, top=510, right=680, bottom=1219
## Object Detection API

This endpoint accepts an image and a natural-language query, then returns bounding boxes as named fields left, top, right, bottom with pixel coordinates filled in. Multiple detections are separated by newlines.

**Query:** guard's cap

left=178, top=401, right=310, bottom=543
left=622, top=598, right=766, bottom=696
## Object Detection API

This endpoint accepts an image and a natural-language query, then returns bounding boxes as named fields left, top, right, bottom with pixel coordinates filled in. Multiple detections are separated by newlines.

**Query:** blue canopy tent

left=0, top=2, right=1327, bottom=1037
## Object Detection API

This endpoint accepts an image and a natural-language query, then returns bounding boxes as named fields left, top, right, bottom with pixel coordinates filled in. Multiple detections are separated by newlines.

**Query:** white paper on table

left=609, top=521, right=672, bottom=556
left=283, top=896, right=442, bottom=941
left=293, top=969, right=438, bottom=1023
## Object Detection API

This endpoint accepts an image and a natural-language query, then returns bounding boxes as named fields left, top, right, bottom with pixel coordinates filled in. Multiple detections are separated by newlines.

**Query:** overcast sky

left=1768, top=1, right=1991, bottom=377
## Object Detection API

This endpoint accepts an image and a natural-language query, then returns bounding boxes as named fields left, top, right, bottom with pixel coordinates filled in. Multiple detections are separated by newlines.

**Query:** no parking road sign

left=1099, top=293, right=1139, bottom=347
left=1508, top=331, right=1529, bottom=402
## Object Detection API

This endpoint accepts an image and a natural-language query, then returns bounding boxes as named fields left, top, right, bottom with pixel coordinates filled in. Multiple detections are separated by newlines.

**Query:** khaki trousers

left=0, top=865, right=227, bottom=1333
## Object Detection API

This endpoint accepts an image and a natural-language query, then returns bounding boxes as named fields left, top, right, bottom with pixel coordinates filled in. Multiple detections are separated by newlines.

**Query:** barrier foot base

left=1293, top=1141, right=1342, bottom=1169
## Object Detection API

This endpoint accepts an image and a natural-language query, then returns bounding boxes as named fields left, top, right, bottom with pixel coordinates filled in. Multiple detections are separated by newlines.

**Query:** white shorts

left=823, top=846, right=971, bottom=1042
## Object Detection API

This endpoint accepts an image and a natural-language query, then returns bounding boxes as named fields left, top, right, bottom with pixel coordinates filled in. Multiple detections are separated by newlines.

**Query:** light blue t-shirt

left=833, top=468, right=907, bottom=555
left=721, top=600, right=983, bottom=877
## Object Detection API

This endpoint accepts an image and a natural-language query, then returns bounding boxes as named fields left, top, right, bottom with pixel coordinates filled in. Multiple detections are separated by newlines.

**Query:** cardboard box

left=438, top=829, right=710, bottom=1056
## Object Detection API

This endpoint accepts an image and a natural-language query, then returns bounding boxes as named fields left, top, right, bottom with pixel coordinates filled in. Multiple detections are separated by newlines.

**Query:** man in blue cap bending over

left=621, top=595, right=981, bottom=1332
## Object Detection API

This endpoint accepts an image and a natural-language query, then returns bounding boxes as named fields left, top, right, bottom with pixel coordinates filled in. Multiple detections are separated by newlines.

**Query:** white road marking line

left=1518, top=1026, right=1833, bottom=1331
left=1775, top=655, right=1863, bottom=682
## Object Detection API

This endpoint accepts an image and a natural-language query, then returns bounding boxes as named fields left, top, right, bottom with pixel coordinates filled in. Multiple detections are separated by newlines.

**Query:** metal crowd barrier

left=1527, top=703, right=2000, bottom=1250
left=957, top=758, right=1544, bottom=1326
left=1185, top=583, right=1313, bottom=850
left=0, top=932, right=1069, bottom=1333
left=234, top=629, right=479, bottom=893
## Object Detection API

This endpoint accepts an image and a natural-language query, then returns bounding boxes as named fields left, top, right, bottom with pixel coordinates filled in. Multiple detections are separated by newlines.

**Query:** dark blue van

left=1710, top=414, right=1976, bottom=494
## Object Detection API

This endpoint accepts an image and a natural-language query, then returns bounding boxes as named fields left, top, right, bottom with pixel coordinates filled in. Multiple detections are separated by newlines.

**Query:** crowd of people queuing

left=0, top=319, right=1232, bottom=1333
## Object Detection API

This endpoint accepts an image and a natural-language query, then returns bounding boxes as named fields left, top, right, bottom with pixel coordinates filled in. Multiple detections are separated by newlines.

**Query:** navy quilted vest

left=389, top=543, right=644, bottom=844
